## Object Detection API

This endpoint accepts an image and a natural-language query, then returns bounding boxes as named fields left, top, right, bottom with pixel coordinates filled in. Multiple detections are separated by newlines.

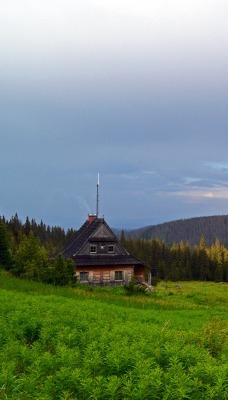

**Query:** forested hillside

left=127, top=215, right=228, bottom=246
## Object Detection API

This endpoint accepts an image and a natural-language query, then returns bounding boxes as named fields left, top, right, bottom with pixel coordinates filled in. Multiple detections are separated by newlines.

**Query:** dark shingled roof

left=58, top=216, right=148, bottom=269
left=60, top=218, right=101, bottom=258
left=73, top=254, right=145, bottom=267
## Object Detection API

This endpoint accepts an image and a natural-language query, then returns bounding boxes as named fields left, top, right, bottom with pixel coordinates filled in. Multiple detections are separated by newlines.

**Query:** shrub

left=124, top=276, right=147, bottom=295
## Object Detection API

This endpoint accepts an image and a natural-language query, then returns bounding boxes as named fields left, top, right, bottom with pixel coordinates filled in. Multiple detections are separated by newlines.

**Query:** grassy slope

left=0, top=273, right=227, bottom=399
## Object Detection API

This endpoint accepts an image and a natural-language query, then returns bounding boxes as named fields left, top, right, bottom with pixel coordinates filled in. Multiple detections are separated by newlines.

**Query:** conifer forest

left=0, top=213, right=228, bottom=283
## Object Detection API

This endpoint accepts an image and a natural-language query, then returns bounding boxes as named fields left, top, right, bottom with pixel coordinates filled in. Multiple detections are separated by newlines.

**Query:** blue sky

left=1, top=1, right=228, bottom=229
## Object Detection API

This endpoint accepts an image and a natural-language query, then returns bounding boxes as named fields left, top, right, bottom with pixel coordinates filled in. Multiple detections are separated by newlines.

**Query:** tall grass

left=0, top=273, right=227, bottom=399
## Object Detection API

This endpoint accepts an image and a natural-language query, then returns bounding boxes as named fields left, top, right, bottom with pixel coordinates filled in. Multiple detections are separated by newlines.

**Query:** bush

left=124, top=276, right=148, bottom=295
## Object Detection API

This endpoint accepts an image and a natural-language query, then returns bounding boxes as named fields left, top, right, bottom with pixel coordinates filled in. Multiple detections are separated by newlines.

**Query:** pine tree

left=213, top=239, right=224, bottom=282
left=0, top=219, right=12, bottom=269
left=23, top=216, right=31, bottom=236
left=198, top=236, right=210, bottom=280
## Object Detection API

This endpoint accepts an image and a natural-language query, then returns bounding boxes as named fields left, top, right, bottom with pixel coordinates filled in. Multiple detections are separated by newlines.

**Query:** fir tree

left=0, top=219, right=12, bottom=269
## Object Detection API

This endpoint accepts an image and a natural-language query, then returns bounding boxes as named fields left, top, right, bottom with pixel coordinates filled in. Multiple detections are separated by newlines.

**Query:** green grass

left=0, top=272, right=227, bottom=399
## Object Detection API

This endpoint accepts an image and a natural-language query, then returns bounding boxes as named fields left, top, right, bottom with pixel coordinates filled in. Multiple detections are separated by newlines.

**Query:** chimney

left=88, top=214, right=97, bottom=224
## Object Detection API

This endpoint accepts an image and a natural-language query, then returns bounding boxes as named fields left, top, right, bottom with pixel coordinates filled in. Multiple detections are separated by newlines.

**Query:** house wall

left=134, top=266, right=146, bottom=283
left=76, top=265, right=134, bottom=285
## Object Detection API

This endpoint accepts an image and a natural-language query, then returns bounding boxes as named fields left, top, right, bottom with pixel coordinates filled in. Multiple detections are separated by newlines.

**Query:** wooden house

left=60, top=214, right=150, bottom=285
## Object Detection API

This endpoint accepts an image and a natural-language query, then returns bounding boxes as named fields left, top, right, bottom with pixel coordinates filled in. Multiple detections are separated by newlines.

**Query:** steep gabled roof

left=59, top=216, right=148, bottom=268
left=60, top=218, right=101, bottom=258
left=61, top=217, right=128, bottom=257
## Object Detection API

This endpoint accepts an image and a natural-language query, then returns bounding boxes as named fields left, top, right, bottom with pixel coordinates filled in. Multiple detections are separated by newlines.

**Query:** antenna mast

left=96, top=172, right=99, bottom=217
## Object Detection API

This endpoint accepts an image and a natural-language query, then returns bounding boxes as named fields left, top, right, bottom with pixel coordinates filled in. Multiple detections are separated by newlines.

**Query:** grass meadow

left=0, top=272, right=227, bottom=399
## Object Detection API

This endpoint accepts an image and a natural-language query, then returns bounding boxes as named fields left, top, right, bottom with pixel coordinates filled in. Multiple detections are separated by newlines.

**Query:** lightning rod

left=96, top=173, right=99, bottom=217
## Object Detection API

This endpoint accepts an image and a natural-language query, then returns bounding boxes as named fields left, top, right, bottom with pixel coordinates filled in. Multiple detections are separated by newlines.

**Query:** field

left=0, top=273, right=227, bottom=399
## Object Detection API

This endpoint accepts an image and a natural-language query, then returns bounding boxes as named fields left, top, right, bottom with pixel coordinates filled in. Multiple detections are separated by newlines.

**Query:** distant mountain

left=126, top=215, right=228, bottom=247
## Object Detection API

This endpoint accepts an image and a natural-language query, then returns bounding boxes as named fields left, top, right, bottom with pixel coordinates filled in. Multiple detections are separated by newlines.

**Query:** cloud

left=142, top=170, right=157, bottom=176
left=1, top=0, right=228, bottom=91
left=205, top=162, right=228, bottom=171
left=1, top=1, right=228, bottom=228
left=183, top=177, right=202, bottom=185
left=171, top=187, right=228, bottom=201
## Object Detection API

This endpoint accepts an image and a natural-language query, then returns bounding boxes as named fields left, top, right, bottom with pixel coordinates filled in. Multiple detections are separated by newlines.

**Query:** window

left=108, top=245, right=115, bottom=253
left=115, top=271, right=123, bottom=281
left=80, top=272, right=89, bottom=282
left=90, top=245, right=97, bottom=253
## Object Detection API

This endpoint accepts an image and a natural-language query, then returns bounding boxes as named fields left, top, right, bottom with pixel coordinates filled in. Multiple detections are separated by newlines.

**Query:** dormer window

left=108, top=245, right=115, bottom=253
left=90, top=245, right=97, bottom=253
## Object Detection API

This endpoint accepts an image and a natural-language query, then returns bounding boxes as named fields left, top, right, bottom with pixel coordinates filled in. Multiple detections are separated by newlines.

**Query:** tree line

left=121, top=233, right=228, bottom=282
left=127, top=215, right=228, bottom=246
left=0, top=214, right=77, bottom=286
left=1, top=213, right=228, bottom=284
left=2, top=213, right=76, bottom=253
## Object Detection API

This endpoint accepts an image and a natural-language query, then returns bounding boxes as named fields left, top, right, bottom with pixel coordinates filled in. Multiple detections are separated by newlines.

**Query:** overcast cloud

left=1, top=1, right=228, bottom=229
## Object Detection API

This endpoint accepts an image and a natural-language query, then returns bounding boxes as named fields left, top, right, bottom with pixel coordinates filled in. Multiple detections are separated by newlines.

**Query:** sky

left=1, top=0, right=228, bottom=230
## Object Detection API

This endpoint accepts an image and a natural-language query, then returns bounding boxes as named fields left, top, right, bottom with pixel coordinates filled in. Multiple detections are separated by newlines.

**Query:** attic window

left=108, top=245, right=115, bottom=253
left=90, top=245, right=97, bottom=253
left=115, top=271, right=123, bottom=281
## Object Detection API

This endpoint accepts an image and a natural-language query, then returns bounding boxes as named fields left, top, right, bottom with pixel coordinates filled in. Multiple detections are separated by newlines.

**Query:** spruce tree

left=0, top=219, right=12, bottom=269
